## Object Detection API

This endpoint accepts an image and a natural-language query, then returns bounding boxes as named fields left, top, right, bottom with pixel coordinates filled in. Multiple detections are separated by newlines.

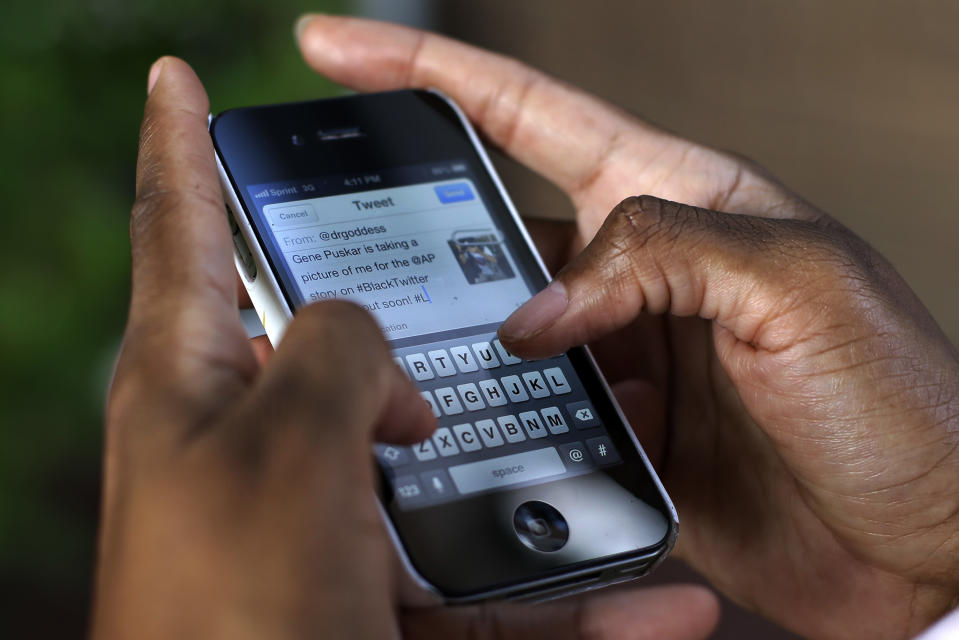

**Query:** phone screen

left=242, top=162, right=626, bottom=511
left=213, top=92, right=672, bottom=597
left=250, top=168, right=531, bottom=338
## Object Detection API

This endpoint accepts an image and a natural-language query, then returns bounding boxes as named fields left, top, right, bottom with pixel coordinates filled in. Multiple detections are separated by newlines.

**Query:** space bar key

left=448, top=447, right=566, bottom=495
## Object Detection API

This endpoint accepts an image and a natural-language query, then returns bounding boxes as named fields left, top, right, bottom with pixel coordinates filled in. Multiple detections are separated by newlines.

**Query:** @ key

left=559, top=442, right=591, bottom=469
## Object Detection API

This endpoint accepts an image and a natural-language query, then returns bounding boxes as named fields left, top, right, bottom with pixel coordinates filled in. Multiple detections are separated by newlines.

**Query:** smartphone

left=210, top=90, right=676, bottom=603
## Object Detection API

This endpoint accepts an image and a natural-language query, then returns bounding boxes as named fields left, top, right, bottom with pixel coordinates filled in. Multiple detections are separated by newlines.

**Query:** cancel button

left=264, top=203, right=319, bottom=228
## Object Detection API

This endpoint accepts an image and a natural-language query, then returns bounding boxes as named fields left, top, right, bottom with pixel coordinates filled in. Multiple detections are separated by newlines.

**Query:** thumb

left=251, top=301, right=435, bottom=447
left=499, top=195, right=854, bottom=359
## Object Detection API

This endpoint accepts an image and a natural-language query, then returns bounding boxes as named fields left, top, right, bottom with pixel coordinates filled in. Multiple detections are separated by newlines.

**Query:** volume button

left=226, top=205, right=258, bottom=281
left=225, top=203, right=240, bottom=234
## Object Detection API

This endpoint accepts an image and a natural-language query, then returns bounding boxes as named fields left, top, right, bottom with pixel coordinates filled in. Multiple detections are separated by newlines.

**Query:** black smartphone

left=210, top=90, right=676, bottom=602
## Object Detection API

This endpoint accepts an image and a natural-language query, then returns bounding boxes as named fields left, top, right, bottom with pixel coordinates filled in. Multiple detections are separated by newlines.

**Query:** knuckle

left=129, top=188, right=178, bottom=243
left=589, top=196, right=711, bottom=315
left=772, top=222, right=887, bottom=307
left=798, top=225, right=866, bottom=277
left=480, top=65, right=544, bottom=152
left=129, top=189, right=163, bottom=242
left=130, top=185, right=216, bottom=236
left=605, top=195, right=705, bottom=256
left=716, top=147, right=767, bottom=179
left=606, top=195, right=659, bottom=250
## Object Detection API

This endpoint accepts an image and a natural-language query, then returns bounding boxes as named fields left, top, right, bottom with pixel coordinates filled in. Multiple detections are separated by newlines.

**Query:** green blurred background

left=0, top=0, right=351, bottom=634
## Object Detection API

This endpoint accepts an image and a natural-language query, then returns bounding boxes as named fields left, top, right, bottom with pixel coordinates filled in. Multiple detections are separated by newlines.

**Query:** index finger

left=296, top=15, right=680, bottom=200
left=130, top=57, right=238, bottom=327
left=120, top=58, right=254, bottom=400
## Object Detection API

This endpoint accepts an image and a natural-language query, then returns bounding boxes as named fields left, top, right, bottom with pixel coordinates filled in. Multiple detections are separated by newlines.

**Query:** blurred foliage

left=0, top=0, right=345, bottom=634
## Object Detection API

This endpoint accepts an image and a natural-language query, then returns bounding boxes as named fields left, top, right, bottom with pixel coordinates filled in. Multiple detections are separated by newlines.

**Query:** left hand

left=90, top=56, right=719, bottom=640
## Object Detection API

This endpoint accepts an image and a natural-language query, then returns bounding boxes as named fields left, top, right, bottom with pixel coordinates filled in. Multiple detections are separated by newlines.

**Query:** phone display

left=211, top=90, right=676, bottom=601
left=246, top=165, right=624, bottom=511
left=252, top=172, right=529, bottom=341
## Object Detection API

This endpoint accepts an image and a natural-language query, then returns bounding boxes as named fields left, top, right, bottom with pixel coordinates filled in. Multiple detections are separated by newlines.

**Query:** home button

left=513, top=501, right=569, bottom=552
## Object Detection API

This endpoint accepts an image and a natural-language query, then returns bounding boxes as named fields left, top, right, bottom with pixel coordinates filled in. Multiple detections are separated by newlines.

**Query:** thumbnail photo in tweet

left=448, top=229, right=516, bottom=284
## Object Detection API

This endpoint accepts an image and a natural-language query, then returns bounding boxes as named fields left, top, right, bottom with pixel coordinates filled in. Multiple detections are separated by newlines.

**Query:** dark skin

left=295, top=15, right=959, bottom=639
left=91, top=56, right=720, bottom=640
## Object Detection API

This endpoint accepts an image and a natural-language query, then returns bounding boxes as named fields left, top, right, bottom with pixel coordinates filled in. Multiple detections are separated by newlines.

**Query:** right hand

left=296, top=15, right=959, bottom=638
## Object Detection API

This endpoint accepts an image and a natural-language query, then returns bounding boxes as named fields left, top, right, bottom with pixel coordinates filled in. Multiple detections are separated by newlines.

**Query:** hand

left=91, top=57, right=719, bottom=640
left=296, top=15, right=959, bottom=639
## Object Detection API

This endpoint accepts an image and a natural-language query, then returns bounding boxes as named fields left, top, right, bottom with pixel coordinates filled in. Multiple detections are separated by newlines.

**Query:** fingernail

left=294, top=14, right=318, bottom=43
left=500, top=280, right=568, bottom=341
left=147, top=58, right=165, bottom=95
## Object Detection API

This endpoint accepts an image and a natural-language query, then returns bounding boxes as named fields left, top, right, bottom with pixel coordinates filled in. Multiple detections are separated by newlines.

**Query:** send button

left=434, top=182, right=475, bottom=204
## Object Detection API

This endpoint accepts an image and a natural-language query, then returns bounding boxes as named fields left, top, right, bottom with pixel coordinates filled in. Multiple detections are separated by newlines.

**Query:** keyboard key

left=405, top=353, right=435, bottom=381
left=448, top=447, right=566, bottom=494
left=394, top=357, right=407, bottom=376
left=432, top=427, right=461, bottom=457
left=421, top=391, right=441, bottom=418
left=452, top=423, right=483, bottom=452
left=519, top=411, right=548, bottom=439
left=456, top=382, right=486, bottom=412
left=377, top=444, right=410, bottom=467
left=543, top=367, right=572, bottom=395
left=493, top=339, right=522, bottom=365
left=450, top=345, right=479, bottom=372
left=471, top=341, right=501, bottom=369
left=540, top=406, right=570, bottom=434
left=412, top=438, right=438, bottom=461
left=586, top=436, right=621, bottom=465
left=522, top=371, right=550, bottom=399
left=478, top=378, right=508, bottom=407
left=501, top=375, right=530, bottom=402
left=428, top=349, right=457, bottom=377
left=566, top=400, right=600, bottom=428
left=420, top=468, right=456, bottom=498
left=497, top=415, right=527, bottom=443
left=475, top=419, right=505, bottom=448
left=558, top=441, right=592, bottom=470
left=434, top=387, right=464, bottom=415
left=393, top=475, right=427, bottom=505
